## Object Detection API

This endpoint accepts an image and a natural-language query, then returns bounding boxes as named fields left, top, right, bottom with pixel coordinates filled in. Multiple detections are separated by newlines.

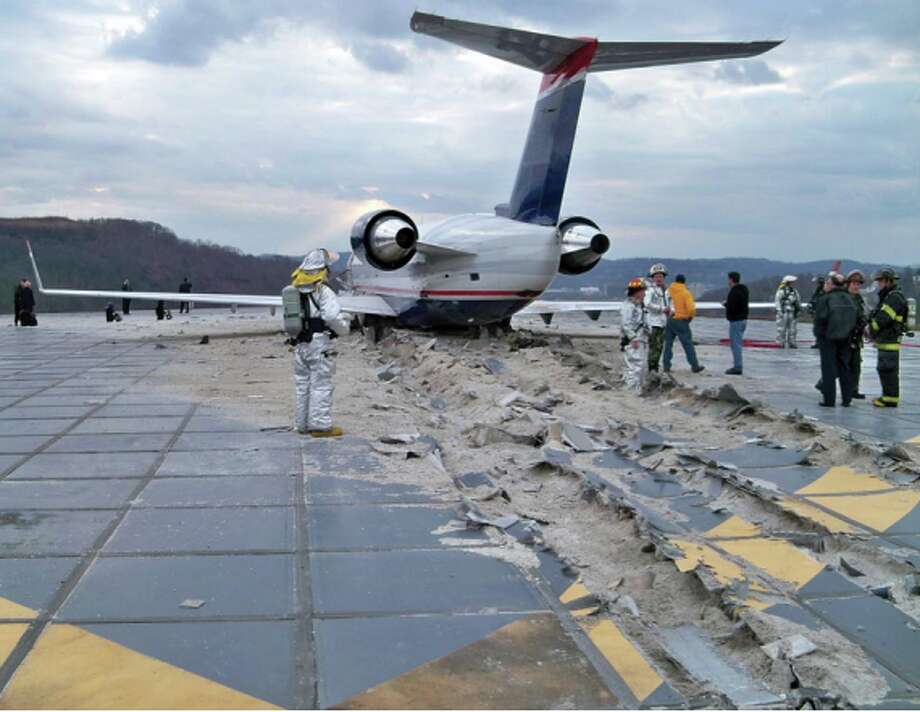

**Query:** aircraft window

left=470, top=273, right=480, bottom=281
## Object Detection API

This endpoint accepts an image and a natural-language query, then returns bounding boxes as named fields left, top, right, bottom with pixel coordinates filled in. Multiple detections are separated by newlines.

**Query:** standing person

left=663, top=274, right=704, bottom=374
left=121, top=279, right=132, bottom=315
left=287, top=249, right=350, bottom=436
left=868, top=268, right=909, bottom=408
left=774, top=275, right=801, bottom=348
left=643, top=263, right=670, bottom=372
left=846, top=270, right=868, bottom=399
left=814, top=272, right=857, bottom=407
left=724, top=272, right=749, bottom=375
left=808, top=276, right=824, bottom=348
left=19, top=279, right=36, bottom=326
left=178, top=277, right=192, bottom=314
left=13, top=279, right=24, bottom=326
left=620, top=278, right=650, bottom=393
left=156, top=300, right=166, bottom=321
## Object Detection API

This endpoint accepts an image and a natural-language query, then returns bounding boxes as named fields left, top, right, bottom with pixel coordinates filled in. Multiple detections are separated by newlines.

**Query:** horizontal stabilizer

left=411, top=12, right=781, bottom=74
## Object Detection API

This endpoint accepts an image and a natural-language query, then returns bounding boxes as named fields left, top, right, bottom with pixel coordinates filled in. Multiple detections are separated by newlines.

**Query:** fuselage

left=348, top=213, right=560, bottom=328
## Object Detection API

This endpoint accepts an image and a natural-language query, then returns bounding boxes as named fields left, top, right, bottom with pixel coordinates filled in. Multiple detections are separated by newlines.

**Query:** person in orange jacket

left=663, top=274, right=705, bottom=374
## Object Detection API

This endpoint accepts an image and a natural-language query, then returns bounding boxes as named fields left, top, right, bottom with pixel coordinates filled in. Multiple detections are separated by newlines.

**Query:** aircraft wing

left=26, top=241, right=396, bottom=316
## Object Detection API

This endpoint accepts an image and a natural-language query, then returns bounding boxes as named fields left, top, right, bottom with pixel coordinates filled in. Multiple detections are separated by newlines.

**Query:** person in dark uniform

left=156, top=300, right=166, bottom=321
left=814, top=272, right=857, bottom=407
left=868, top=268, right=909, bottom=408
left=178, top=277, right=192, bottom=314
left=19, top=279, right=37, bottom=326
left=846, top=270, right=868, bottom=400
left=121, top=279, right=132, bottom=315
left=807, top=275, right=825, bottom=348
left=13, top=279, right=24, bottom=326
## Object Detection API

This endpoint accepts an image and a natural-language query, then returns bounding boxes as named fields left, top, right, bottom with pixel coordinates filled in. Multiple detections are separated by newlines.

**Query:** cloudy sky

left=1, top=1, right=917, bottom=261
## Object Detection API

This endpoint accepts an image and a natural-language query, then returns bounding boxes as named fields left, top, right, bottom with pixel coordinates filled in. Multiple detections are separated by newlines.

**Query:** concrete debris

left=905, top=573, right=920, bottom=596
left=375, top=362, right=401, bottom=381
left=662, top=625, right=785, bottom=707
left=703, top=383, right=750, bottom=405
left=761, top=634, right=817, bottom=661
left=559, top=422, right=608, bottom=453
left=372, top=433, right=440, bottom=459
left=457, top=499, right=518, bottom=530
left=179, top=598, right=206, bottom=609
left=482, top=357, right=508, bottom=374
left=532, top=446, right=573, bottom=470
left=870, top=584, right=893, bottom=600
left=776, top=531, right=826, bottom=553
left=466, top=422, right=543, bottom=448
left=839, top=557, right=866, bottom=578
left=418, top=337, right=438, bottom=355
left=617, top=594, right=641, bottom=617
left=498, top=390, right=525, bottom=407
left=198, top=335, right=210, bottom=344
left=884, top=443, right=914, bottom=462
left=628, top=425, right=666, bottom=454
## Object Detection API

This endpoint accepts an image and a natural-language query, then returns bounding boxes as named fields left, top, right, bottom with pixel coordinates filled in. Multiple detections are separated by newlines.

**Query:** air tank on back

left=350, top=209, right=418, bottom=271
left=556, top=216, right=610, bottom=275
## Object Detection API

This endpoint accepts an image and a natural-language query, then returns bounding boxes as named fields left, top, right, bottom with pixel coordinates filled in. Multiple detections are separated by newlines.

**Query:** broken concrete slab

left=661, top=624, right=784, bottom=707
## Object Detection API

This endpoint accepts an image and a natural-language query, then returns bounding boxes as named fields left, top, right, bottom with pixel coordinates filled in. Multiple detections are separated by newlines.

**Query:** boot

left=310, top=426, right=344, bottom=437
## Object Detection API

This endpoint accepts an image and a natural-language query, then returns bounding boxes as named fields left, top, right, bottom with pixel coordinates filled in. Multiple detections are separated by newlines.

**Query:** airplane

left=27, top=11, right=780, bottom=330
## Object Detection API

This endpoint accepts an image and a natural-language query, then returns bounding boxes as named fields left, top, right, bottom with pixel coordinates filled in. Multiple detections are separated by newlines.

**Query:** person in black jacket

left=723, top=272, right=749, bottom=375
left=19, top=279, right=37, bottom=326
left=814, top=273, right=857, bottom=407
left=121, top=279, right=132, bottom=315
left=178, top=277, right=192, bottom=314
left=13, top=279, right=24, bottom=326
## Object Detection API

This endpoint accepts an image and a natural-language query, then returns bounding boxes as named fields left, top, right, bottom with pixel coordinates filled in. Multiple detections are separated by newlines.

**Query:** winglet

left=25, top=241, right=45, bottom=292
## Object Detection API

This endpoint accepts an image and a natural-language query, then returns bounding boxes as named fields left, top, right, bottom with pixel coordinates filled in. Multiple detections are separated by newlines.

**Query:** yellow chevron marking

left=583, top=619, right=662, bottom=702
left=778, top=497, right=857, bottom=534
left=560, top=581, right=591, bottom=605
left=0, top=597, right=37, bottom=620
left=717, top=538, right=823, bottom=590
left=670, top=538, right=757, bottom=589
left=0, top=624, right=29, bottom=666
left=705, top=515, right=761, bottom=539
left=0, top=624, right=278, bottom=709
left=806, top=490, right=920, bottom=533
left=796, top=466, right=892, bottom=496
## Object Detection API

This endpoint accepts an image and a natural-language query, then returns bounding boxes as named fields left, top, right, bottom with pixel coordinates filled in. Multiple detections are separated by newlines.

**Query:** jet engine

left=350, top=209, right=418, bottom=271
left=557, top=217, right=610, bottom=275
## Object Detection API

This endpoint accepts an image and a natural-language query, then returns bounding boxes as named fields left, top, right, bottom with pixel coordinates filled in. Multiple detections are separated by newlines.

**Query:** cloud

left=348, top=40, right=408, bottom=74
left=585, top=79, right=649, bottom=110
left=713, top=59, right=783, bottom=85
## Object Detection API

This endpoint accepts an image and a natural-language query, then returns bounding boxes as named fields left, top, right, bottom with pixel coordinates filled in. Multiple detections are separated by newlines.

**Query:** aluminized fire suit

left=291, top=253, right=350, bottom=434
left=621, top=298, right=650, bottom=393
left=774, top=282, right=801, bottom=348
left=644, top=280, right=670, bottom=371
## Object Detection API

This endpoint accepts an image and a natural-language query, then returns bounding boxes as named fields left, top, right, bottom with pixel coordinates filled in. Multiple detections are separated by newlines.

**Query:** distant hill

left=1, top=217, right=300, bottom=314
left=546, top=257, right=915, bottom=300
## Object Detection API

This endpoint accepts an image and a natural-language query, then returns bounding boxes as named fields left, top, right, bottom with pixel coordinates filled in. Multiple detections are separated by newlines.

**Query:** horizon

left=1, top=1, right=917, bottom=262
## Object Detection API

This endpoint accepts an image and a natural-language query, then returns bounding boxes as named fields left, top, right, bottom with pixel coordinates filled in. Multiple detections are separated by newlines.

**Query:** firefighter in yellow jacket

left=868, top=268, right=909, bottom=407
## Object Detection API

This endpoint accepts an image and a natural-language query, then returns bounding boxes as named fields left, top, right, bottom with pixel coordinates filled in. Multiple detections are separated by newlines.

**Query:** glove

left=619, top=335, right=630, bottom=351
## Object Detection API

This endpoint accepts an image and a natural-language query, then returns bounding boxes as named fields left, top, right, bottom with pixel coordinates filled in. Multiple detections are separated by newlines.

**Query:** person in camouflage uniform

left=644, top=263, right=671, bottom=372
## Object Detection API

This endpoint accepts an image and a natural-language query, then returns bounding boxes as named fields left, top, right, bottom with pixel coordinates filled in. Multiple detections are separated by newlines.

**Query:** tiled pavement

left=0, top=326, right=672, bottom=708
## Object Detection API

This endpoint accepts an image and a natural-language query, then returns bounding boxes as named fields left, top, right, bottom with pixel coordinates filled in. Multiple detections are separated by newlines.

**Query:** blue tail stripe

left=506, top=80, right=587, bottom=226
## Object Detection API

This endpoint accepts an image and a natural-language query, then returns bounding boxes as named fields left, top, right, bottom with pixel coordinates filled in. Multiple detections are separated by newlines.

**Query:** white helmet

left=649, top=262, right=667, bottom=277
left=782, top=274, right=797, bottom=283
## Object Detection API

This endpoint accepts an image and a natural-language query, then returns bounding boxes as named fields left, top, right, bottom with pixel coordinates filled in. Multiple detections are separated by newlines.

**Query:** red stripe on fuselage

left=353, top=284, right=541, bottom=299
left=539, top=38, right=598, bottom=94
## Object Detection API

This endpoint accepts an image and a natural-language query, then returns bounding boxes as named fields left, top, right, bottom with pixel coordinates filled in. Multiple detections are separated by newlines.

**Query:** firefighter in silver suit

left=289, top=249, right=350, bottom=436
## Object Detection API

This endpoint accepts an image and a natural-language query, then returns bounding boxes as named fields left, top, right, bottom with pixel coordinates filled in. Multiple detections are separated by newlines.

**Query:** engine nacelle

left=557, top=216, right=610, bottom=275
left=350, top=209, right=418, bottom=271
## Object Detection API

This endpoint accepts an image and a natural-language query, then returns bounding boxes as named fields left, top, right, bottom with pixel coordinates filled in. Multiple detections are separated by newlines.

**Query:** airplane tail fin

left=411, top=12, right=780, bottom=225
